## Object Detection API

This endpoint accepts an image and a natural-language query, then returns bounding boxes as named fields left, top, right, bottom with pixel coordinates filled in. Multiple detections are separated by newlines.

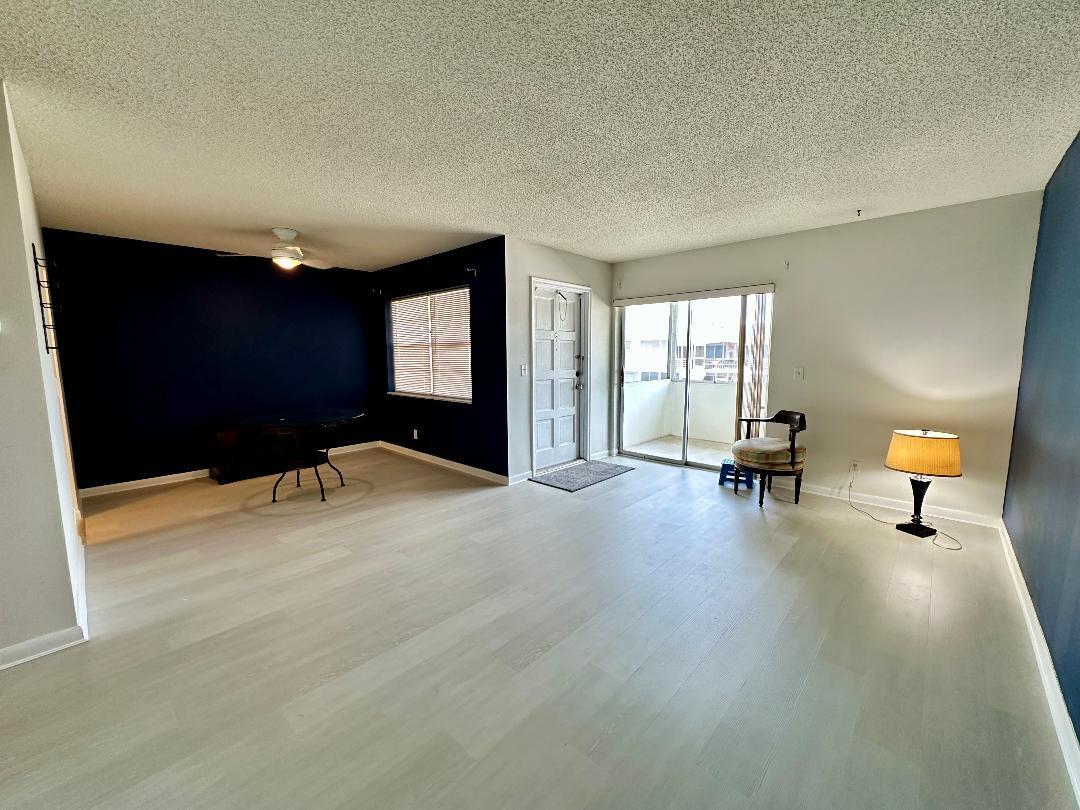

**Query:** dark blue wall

left=1004, top=131, right=1080, bottom=730
left=372, top=237, right=509, bottom=476
left=44, top=230, right=509, bottom=487
left=45, top=229, right=376, bottom=488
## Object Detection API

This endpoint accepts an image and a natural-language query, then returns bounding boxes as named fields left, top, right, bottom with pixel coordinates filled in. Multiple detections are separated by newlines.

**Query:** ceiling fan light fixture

left=217, top=228, right=319, bottom=269
left=271, top=240, right=304, bottom=270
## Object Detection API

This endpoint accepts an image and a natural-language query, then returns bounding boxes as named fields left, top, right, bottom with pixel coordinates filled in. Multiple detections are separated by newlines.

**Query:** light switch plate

left=520, top=363, right=528, bottom=377
left=793, top=366, right=805, bottom=381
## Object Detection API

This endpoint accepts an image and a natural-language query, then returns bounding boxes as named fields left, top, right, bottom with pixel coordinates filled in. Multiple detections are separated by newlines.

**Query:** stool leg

left=272, top=471, right=287, bottom=503
left=758, top=475, right=766, bottom=507
left=795, top=472, right=803, bottom=504
left=734, top=470, right=740, bottom=494
left=313, top=465, right=326, bottom=502
left=296, top=469, right=301, bottom=488
left=767, top=475, right=772, bottom=492
left=326, top=456, right=345, bottom=486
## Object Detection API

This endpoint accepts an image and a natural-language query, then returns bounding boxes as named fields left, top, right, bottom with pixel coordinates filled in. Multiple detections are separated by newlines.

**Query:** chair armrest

left=738, top=416, right=769, bottom=439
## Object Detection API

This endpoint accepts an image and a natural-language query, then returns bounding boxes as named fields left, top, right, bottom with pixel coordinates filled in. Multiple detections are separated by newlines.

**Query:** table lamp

left=884, top=429, right=962, bottom=538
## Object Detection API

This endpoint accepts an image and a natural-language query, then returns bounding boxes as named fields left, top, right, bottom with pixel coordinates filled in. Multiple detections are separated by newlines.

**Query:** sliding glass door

left=619, top=301, right=688, bottom=461
left=619, top=289, right=773, bottom=469
left=685, top=295, right=742, bottom=466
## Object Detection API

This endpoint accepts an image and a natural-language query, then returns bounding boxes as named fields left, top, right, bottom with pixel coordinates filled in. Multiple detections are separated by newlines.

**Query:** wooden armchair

left=730, top=410, right=807, bottom=506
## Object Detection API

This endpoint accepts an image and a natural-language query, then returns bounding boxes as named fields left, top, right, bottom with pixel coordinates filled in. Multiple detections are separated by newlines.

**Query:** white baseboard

left=378, top=443, right=510, bottom=485
left=74, top=441, right=507, bottom=498
left=590, top=450, right=614, bottom=461
left=79, top=469, right=209, bottom=499
left=0, top=626, right=87, bottom=671
left=509, top=471, right=532, bottom=485
left=771, top=479, right=997, bottom=528
left=79, top=443, right=379, bottom=499
left=329, top=441, right=381, bottom=455
left=996, top=520, right=1080, bottom=804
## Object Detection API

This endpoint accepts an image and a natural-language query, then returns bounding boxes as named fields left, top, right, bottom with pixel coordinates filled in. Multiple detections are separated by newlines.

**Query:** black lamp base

left=896, top=477, right=936, bottom=539
left=896, top=521, right=936, bottom=538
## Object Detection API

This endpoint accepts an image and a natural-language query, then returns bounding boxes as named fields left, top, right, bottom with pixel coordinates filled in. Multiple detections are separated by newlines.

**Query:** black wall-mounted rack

left=32, top=242, right=60, bottom=353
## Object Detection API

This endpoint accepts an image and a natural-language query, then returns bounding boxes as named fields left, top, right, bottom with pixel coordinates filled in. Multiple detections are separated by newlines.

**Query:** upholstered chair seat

left=725, top=410, right=808, bottom=507
left=731, top=437, right=806, bottom=467
left=734, top=458, right=807, bottom=472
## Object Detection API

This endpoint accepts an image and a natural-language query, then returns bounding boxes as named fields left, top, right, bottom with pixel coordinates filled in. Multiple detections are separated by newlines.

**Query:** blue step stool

left=719, top=458, right=753, bottom=489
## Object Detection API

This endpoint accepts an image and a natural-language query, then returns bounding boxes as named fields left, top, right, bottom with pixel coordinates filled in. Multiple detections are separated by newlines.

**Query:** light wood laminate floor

left=0, top=449, right=1073, bottom=809
left=624, top=435, right=734, bottom=467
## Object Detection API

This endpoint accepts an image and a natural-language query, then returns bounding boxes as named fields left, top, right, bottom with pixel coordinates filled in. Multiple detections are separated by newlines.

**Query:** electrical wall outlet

left=520, top=363, right=528, bottom=377
left=412, top=428, right=420, bottom=440
left=849, top=460, right=861, bottom=476
left=793, top=366, right=806, bottom=381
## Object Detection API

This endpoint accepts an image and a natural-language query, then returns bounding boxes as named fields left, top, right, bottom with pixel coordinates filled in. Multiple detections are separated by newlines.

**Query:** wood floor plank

left=0, top=449, right=1072, bottom=808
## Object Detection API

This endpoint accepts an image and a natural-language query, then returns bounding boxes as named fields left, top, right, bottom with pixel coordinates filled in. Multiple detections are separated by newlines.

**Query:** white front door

left=534, top=287, right=582, bottom=470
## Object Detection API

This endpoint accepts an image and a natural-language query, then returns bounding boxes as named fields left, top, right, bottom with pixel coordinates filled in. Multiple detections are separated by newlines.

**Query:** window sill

left=387, top=391, right=472, bottom=405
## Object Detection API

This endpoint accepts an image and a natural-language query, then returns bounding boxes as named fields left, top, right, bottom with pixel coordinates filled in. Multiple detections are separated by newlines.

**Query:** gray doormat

left=530, top=460, right=633, bottom=492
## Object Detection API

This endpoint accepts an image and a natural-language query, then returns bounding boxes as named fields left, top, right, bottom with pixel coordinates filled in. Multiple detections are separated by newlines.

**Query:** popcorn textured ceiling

left=2, top=1, right=1079, bottom=270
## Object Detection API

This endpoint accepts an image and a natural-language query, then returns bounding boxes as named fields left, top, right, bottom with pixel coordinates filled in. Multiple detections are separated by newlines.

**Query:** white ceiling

left=2, top=1, right=1079, bottom=270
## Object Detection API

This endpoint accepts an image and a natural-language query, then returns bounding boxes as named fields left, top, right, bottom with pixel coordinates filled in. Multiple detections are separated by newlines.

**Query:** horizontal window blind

left=430, top=287, right=472, bottom=401
left=613, top=283, right=774, bottom=308
left=390, top=287, right=472, bottom=402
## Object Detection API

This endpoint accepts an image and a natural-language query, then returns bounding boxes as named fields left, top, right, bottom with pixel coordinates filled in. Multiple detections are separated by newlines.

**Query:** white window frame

left=388, top=286, right=473, bottom=404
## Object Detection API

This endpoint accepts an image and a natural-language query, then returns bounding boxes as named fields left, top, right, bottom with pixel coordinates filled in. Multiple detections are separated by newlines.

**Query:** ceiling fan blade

left=215, top=252, right=259, bottom=258
left=301, top=257, right=333, bottom=269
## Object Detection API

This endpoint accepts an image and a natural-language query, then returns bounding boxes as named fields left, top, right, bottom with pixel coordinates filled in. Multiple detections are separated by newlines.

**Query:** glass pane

left=686, top=296, right=742, bottom=467
left=741, top=292, right=774, bottom=437
left=621, top=301, right=688, bottom=461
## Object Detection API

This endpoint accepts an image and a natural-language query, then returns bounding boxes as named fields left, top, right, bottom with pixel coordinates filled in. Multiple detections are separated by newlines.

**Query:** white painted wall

left=623, top=380, right=738, bottom=448
left=0, top=84, right=86, bottom=665
left=621, top=380, right=670, bottom=447
left=505, top=237, right=613, bottom=478
left=614, top=193, right=1042, bottom=521
left=661, top=381, right=687, bottom=440
left=684, top=382, right=737, bottom=444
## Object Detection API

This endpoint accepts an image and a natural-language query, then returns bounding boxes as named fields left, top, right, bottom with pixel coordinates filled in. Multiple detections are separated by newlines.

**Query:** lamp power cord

left=847, top=480, right=962, bottom=551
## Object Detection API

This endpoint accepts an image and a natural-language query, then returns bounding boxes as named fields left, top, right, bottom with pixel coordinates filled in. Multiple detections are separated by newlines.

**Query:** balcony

left=622, top=379, right=737, bottom=466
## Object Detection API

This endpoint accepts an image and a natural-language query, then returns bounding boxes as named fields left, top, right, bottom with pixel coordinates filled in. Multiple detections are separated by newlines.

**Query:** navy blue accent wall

left=372, top=236, right=509, bottom=476
left=44, top=229, right=376, bottom=488
left=1004, top=131, right=1080, bottom=731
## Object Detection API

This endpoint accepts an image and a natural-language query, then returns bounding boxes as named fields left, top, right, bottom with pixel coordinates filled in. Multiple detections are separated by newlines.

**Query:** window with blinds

left=389, top=287, right=473, bottom=402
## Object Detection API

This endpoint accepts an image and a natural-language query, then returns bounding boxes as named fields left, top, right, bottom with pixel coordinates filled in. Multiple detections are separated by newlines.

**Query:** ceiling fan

left=216, top=228, right=332, bottom=270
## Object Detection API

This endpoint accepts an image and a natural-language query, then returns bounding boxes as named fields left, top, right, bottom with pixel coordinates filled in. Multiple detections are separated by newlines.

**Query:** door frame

left=530, top=277, right=592, bottom=477
left=615, top=288, right=773, bottom=472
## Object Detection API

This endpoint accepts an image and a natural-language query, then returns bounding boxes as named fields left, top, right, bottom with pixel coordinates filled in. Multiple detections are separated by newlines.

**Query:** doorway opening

left=617, top=287, right=773, bottom=469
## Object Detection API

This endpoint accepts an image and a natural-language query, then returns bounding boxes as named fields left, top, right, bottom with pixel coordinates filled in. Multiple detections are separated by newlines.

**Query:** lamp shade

left=885, top=429, right=962, bottom=477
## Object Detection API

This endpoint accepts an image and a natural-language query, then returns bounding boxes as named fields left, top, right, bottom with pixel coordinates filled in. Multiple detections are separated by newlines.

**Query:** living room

left=2, top=3, right=1080, bottom=807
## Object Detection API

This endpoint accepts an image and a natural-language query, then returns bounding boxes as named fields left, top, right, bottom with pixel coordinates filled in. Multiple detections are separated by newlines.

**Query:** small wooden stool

left=718, top=458, right=754, bottom=489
